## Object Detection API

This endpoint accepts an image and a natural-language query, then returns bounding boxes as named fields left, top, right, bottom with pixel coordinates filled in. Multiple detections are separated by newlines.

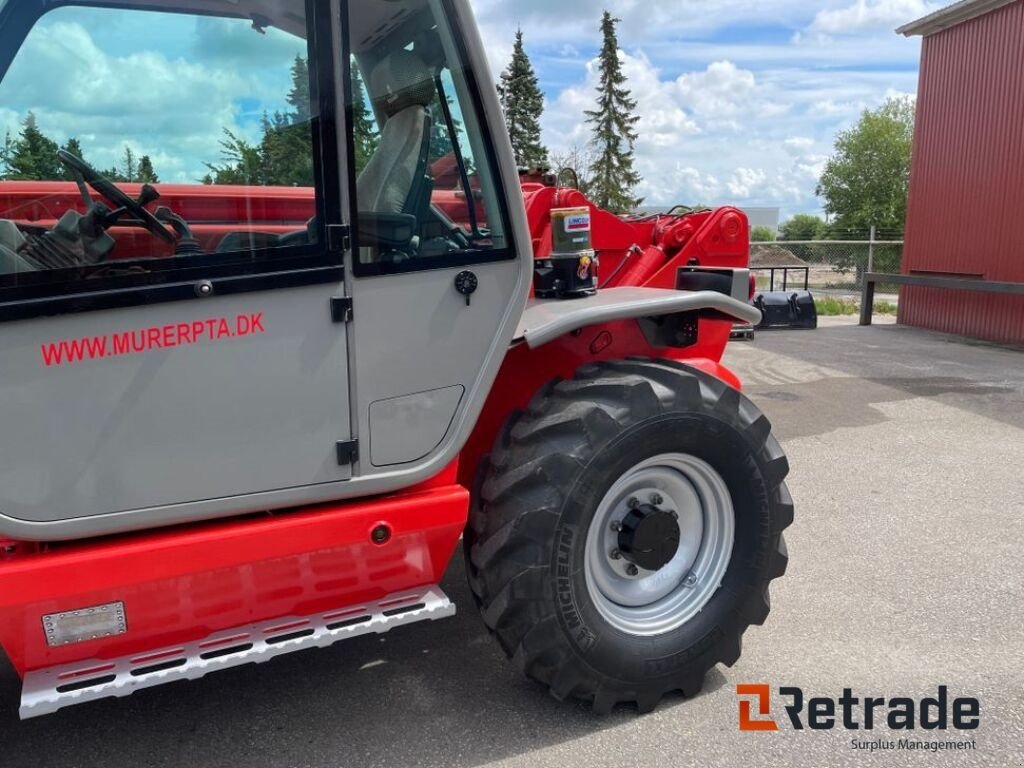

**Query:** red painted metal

left=0, top=482, right=467, bottom=677
left=460, top=320, right=740, bottom=498
left=902, top=0, right=1024, bottom=343
left=0, top=175, right=750, bottom=686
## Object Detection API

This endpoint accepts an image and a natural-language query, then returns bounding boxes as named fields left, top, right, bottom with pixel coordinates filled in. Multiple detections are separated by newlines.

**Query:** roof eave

left=897, top=0, right=1018, bottom=36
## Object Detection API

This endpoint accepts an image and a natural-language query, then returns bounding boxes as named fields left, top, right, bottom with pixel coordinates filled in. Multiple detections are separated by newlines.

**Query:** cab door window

left=0, top=0, right=331, bottom=312
left=346, top=0, right=511, bottom=275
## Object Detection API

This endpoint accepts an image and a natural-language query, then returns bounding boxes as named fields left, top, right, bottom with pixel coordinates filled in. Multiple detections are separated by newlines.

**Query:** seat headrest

left=370, top=50, right=435, bottom=118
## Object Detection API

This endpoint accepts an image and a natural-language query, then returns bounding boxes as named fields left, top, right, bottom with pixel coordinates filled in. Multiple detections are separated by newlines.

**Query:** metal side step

left=21, top=585, right=455, bottom=719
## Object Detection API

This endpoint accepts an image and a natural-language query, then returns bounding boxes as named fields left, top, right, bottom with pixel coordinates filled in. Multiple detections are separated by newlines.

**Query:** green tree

left=137, top=155, right=159, bottom=184
left=351, top=65, right=379, bottom=175
left=817, top=97, right=914, bottom=233
left=497, top=29, right=548, bottom=168
left=778, top=214, right=827, bottom=241
left=6, top=112, right=62, bottom=180
left=204, top=56, right=316, bottom=187
left=750, top=225, right=777, bottom=242
left=287, top=55, right=311, bottom=124
left=0, top=130, right=13, bottom=177
left=203, top=129, right=263, bottom=185
left=261, top=111, right=314, bottom=186
left=56, top=137, right=85, bottom=181
left=122, top=146, right=136, bottom=182
left=585, top=12, right=642, bottom=213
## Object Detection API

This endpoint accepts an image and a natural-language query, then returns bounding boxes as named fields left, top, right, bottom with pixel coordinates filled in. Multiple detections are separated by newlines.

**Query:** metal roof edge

left=897, top=0, right=1019, bottom=36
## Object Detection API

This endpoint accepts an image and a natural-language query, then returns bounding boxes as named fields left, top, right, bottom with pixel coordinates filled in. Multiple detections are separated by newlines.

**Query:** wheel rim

left=584, top=453, right=735, bottom=636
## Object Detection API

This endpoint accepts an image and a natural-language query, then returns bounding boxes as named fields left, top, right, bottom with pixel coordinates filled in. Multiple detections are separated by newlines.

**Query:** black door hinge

left=336, top=439, right=359, bottom=466
left=330, top=296, right=353, bottom=323
left=327, top=224, right=352, bottom=253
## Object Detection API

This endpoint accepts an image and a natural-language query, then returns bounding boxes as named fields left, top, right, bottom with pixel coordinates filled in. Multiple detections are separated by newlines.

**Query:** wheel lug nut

left=610, top=521, right=622, bottom=532
left=684, top=573, right=697, bottom=587
left=650, top=493, right=664, bottom=506
left=626, top=564, right=639, bottom=577
left=610, top=549, right=623, bottom=560
left=627, top=497, right=640, bottom=510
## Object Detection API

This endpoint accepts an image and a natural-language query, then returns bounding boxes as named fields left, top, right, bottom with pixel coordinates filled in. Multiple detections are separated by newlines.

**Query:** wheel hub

left=584, top=453, right=735, bottom=636
left=617, top=504, right=681, bottom=571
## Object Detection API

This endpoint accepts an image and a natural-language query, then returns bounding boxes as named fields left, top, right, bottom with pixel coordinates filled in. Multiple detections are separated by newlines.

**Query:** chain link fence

left=750, top=230, right=903, bottom=304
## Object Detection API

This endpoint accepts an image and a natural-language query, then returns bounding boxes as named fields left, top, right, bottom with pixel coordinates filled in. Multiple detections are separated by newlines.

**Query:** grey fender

left=515, top=286, right=762, bottom=349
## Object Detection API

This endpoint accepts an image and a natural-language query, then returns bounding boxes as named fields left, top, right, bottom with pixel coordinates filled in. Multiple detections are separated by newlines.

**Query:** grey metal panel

left=0, top=0, right=534, bottom=541
left=516, top=287, right=763, bottom=349
left=369, top=385, right=464, bottom=467
left=0, top=283, right=352, bottom=525
left=342, top=0, right=532, bottom=482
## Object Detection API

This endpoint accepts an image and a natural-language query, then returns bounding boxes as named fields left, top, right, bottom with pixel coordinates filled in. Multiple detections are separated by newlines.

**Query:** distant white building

left=634, top=206, right=780, bottom=231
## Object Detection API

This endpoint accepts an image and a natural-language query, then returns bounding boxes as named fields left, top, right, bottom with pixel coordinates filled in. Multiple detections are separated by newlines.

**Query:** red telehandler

left=0, top=0, right=791, bottom=718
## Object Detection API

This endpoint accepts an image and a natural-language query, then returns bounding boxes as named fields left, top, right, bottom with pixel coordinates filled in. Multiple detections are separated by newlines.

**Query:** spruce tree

left=57, top=137, right=84, bottom=181
left=0, top=131, right=13, bottom=178
left=287, top=55, right=311, bottom=123
left=497, top=29, right=548, bottom=168
left=137, top=155, right=159, bottom=184
left=122, top=146, right=136, bottom=182
left=351, top=65, right=379, bottom=175
left=585, top=12, right=642, bottom=213
left=7, top=112, right=62, bottom=181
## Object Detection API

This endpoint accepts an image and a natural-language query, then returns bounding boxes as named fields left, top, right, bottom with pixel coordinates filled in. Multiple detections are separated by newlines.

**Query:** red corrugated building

left=898, top=0, right=1024, bottom=344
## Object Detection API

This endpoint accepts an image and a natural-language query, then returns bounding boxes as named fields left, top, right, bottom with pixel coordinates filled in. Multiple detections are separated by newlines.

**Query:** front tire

left=466, top=359, right=793, bottom=714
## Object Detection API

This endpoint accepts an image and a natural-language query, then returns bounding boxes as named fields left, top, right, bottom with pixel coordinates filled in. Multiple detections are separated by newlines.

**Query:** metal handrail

left=860, top=272, right=1024, bottom=326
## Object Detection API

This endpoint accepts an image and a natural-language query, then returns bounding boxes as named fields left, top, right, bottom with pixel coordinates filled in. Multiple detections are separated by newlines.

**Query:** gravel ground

left=1, top=317, right=1022, bottom=768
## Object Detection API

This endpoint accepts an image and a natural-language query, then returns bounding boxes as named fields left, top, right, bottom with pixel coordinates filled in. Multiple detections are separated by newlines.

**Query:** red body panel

left=0, top=481, right=466, bottom=676
left=0, top=180, right=749, bottom=681
left=902, top=1, right=1024, bottom=343
left=0, top=181, right=316, bottom=260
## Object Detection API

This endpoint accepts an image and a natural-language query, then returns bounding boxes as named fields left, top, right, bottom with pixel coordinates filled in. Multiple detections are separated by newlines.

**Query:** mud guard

left=515, top=286, right=762, bottom=349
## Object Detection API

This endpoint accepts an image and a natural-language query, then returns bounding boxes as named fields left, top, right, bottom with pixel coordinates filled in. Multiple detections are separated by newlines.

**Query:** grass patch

left=815, top=297, right=858, bottom=316
left=813, top=297, right=899, bottom=316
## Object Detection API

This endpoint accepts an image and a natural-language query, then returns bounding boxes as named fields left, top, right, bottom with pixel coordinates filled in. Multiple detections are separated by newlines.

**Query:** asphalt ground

left=1, top=317, right=1022, bottom=767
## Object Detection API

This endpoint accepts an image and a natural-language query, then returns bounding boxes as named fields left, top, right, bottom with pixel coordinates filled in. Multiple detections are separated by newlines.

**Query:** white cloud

left=0, top=15, right=303, bottom=182
left=482, top=2, right=923, bottom=218
left=727, top=167, right=768, bottom=197
left=783, top=137, right=815, bottom=155
left=809, top=0, right=939, bottom=35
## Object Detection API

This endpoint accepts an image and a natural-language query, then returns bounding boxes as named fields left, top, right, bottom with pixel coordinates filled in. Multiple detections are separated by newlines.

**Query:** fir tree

left=203, top=129, right=263, bottom=185
left=287, top=55, right=311, bottom=124
left=497, top=29, right=548, bottom=168
left=122, top=146, right=137, bottom=182
left=7, top=112, right=62, bottom=181
left=0, top=130, right=14, bottom=178
left=351, top=65, right=379, bottom=175
left=585, top=12, right=642, bottom=213
left=137, top=155, right=159, bottom=184
left=57, top=138, right=84, bottom=181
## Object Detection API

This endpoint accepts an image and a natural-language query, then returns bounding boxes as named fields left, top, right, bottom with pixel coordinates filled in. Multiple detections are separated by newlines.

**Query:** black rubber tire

left=465, top=358, right=793, bottom=714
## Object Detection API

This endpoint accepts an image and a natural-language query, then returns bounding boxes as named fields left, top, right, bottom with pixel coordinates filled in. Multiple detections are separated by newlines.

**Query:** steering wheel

left=57, top=149, right=175, bottom=244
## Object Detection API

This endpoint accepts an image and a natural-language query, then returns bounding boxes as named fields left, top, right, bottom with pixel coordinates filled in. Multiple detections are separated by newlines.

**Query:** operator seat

left=357, top=50, right=435, bottom=218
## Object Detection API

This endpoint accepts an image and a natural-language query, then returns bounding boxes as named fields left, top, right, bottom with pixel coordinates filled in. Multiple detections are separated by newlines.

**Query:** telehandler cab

left=0, top=0, right=791, bottom=718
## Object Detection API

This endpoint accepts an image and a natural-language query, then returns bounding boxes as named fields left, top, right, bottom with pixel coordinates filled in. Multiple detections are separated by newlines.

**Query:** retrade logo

left=736, top=685, right=980, bottom=733
left=737, top=684, right=778, bottom=731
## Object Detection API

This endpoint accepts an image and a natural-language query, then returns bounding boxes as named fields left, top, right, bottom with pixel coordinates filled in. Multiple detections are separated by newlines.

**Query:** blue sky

left=0, top=0, right=938, bottom=221
left=0, top=6, right=306, bottom=183
left=474, top=0, right=937, bottom=218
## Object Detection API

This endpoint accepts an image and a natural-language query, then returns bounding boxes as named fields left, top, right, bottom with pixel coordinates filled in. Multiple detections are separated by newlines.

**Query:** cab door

left=341, top=0, right=531, bottom=477
left=0, top=0, right=354, bottom=538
